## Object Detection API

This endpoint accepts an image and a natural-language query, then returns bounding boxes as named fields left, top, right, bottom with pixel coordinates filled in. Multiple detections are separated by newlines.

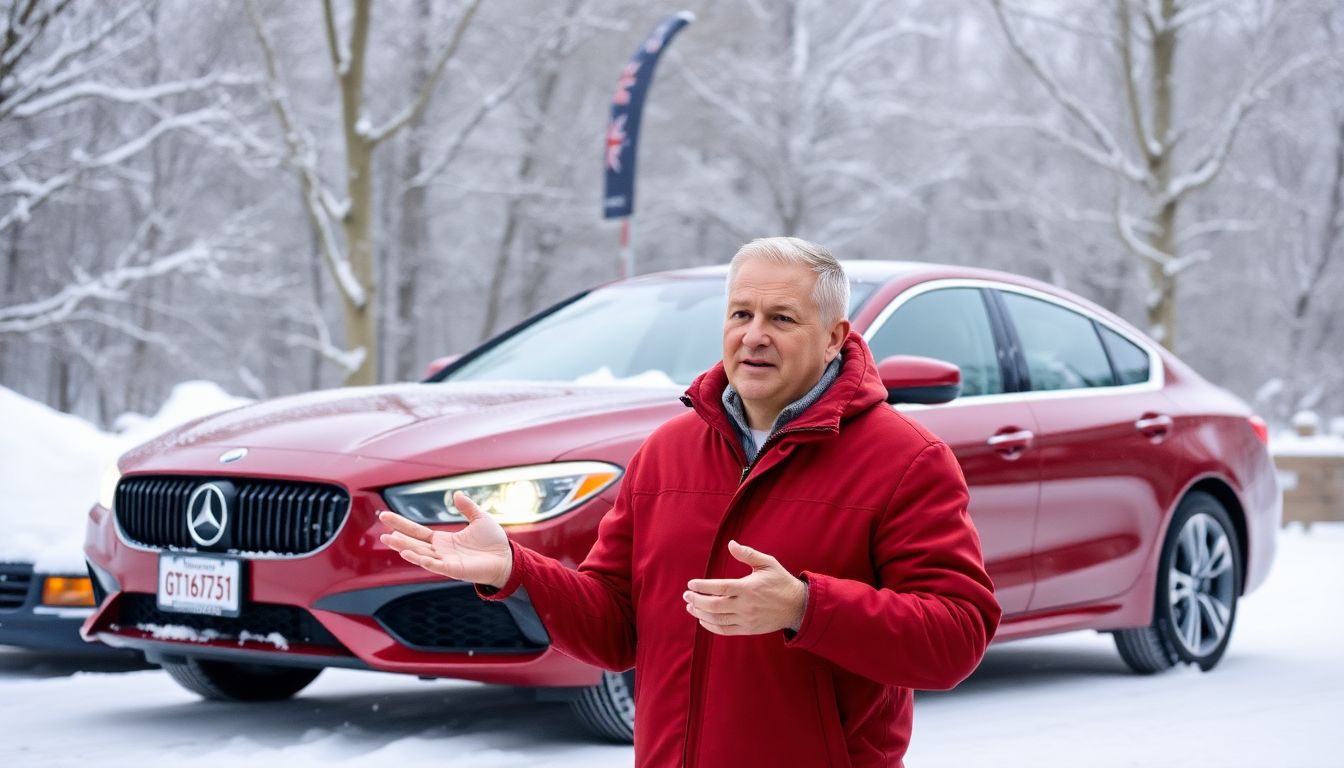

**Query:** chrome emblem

left=187, top=483, right=228, bottom=547
left=219, top=448, right=248, bottom=464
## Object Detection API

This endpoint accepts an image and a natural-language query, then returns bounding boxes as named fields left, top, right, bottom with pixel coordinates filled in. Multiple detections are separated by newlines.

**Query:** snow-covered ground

left=1, top=524, right=1339, bottom=767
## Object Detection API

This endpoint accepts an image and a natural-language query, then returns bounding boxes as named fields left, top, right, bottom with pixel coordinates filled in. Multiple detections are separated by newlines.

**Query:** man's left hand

left=684, top=540, right=807, bottom=636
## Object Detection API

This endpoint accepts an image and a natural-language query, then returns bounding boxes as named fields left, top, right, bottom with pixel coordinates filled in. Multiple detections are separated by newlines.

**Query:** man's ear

left=825, top=319, right=850, bottom=362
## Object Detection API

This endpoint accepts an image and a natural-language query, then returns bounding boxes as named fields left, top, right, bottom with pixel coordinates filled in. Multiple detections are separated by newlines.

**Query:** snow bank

left=0, top=388, right=119, bottom=572
left=0, top=382, right=251, bottom=573
left=1271, top=431, right=1344, bottom=458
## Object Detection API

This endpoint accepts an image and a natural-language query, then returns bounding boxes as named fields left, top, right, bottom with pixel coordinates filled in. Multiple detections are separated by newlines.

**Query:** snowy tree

left=244, top=0, right=489, bottom=386
left=987, top=0, right=1333, bottom=351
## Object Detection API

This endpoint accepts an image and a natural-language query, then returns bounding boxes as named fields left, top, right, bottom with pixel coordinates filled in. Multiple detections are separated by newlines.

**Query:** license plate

left=157, top=554, right=242, bottom=617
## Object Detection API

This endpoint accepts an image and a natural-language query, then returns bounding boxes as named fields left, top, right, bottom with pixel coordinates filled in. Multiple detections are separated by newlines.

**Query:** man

left=380, top=237, right=1001, bottom=767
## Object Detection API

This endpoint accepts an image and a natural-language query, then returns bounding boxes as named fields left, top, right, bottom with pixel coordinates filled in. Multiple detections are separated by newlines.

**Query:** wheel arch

left=1180, top=476, right=1249, bottom=595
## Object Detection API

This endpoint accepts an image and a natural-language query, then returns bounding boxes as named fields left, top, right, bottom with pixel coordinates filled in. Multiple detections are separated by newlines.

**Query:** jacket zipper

left=681, top=423, right=832, bottom=767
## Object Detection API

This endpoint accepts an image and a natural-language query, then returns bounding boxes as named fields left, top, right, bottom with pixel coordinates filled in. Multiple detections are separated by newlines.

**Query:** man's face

left=723, top=258, right=849, bottom=428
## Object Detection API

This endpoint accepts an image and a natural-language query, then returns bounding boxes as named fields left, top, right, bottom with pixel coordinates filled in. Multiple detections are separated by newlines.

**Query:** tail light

left=1248, top=415, right=1269, bottom=445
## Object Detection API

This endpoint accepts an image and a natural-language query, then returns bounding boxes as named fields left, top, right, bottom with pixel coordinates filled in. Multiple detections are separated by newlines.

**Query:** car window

left=1098, top=323, right=1150, bottom=385
left=446, top=278, right=880, bottom=386
left=867, top=287, right=1004, bottom=397
left=1000, top=291, right=1115, bottom=391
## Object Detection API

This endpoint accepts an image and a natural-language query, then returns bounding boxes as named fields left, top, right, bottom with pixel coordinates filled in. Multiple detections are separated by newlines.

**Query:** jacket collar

left=721, top=353, right=843, bottom=460
left=681, top=332, right=889, bottom=453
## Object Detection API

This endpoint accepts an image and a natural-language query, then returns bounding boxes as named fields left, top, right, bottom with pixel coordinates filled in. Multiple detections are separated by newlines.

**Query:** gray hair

left=727, top=236, right=849, bottom=324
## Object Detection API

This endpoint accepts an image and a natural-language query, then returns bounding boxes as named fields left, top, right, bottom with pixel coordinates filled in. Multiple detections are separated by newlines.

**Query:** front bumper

left=82, top=484, right=607, bottom=688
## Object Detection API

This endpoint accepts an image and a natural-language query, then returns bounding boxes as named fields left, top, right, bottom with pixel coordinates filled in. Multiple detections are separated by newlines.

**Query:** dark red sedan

left=82, top=261, right=1279, bottom=740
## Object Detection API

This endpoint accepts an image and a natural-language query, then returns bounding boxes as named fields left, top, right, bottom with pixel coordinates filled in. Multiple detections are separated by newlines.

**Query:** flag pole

left=620, top=217, right=633, bottom=278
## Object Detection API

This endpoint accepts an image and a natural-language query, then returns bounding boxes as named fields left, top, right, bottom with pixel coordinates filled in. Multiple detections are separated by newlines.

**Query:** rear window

left=1098, top=324, right=1151, bottom=385
left=1000, top=292, right=1114, bottom=391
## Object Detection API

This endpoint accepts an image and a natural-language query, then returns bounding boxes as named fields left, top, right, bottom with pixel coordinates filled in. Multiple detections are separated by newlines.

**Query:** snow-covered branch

left=1176, top=217, right=1260, bottom=245
left=284, top=305, right=365, bottom=376
left=1114, top=193, right=1172, bottom=266
left=9, top=72, right=255, bottom=120
left=991, top=0, right=1146, bottom=187
left=366, top=0, right=484, bottom=145
left=244, top=0, right=364, bottom=308
left=407, top=35, right=550, bottom=190
left=0, top=106, right=235, bottom=233
left=319, top=0, right=348, bottom=75
left=0, top=2, right=146, bottom=119
left=0, top=244, right=218, bottom=334
left=1161, top=49, right=1334, bottom=205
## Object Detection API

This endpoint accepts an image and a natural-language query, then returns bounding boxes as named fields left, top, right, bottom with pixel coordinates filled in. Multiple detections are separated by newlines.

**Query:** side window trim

left=980, top=287, right=1026, bottom=393
left=1091, top=318, right=1122, bottom=387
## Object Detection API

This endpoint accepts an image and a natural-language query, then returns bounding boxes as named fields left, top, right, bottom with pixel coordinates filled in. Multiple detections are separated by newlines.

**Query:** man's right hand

left=378, top=491, right=513, bottom=589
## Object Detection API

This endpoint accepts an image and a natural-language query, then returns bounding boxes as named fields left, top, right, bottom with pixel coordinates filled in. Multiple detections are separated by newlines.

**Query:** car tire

left=162, top=658, right=322, bottom=701
left=1114, top=491, right=1242, bottom=674
left=570, top=669, right=635, bottom=742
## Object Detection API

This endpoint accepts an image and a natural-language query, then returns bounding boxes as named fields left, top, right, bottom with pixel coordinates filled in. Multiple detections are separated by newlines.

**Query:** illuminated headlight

left=98, top=463, right=121, bottom=511
left=383, top=462, right=622, bottom=526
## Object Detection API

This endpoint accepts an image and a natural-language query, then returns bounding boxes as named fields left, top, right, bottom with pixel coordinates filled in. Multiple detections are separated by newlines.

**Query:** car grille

left=117, top=593, right=344, bottom=649
left=375, top=588, right=547, bottom=653
left=0, top=563, right=34, bottom=610
left=115, top=476, right=350, bottom=555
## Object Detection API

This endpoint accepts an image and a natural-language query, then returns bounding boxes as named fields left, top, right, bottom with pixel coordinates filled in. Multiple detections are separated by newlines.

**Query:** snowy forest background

left=1, top=0, right=1341, bottom=429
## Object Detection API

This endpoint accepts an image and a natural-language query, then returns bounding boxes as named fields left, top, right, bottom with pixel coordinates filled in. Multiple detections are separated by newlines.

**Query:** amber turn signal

left=41, top=576, right=96, bottom=607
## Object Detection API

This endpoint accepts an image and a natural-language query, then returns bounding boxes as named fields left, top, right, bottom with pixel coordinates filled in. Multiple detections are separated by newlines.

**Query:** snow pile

left=113, top=380, right=252, bottom=446
left=0, top=381, right=251, bottom=573
left=1271, top=430, right=1344, bottom=458
left=0, top=388, right=119, bottom=571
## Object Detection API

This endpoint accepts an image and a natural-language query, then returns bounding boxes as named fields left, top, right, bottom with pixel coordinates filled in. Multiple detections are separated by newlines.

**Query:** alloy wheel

left=1167, top=511, right=1236, bottom=658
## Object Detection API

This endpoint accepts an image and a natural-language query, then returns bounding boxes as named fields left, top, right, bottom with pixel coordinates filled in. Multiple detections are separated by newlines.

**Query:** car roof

left=631, top=259, right=937, bottom=284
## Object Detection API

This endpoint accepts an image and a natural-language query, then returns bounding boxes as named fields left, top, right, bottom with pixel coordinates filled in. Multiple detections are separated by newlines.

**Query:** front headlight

left=383, top=461, right=622, bottom=526
left=97, top=462, right=121, bottom=511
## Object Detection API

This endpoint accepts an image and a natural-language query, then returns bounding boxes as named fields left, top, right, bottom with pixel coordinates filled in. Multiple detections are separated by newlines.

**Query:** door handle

left=1134, top=415, right=1173, bottom=432
left=987, top=429, right=1034, bottom=460
left=986, top=429, right=1035, bottom=447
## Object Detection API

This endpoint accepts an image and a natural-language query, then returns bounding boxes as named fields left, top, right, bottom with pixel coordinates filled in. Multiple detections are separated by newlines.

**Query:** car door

left=864, top=284, right=1040, bottom=615
left=992, top=287, right=1185, bottom=613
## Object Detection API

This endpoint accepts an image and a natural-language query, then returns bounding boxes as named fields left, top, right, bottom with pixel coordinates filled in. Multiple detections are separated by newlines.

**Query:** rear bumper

left=1242, top=446, right=1281, bottom=595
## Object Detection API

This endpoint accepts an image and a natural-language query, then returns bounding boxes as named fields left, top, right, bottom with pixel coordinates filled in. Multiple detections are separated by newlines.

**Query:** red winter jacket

left=483, top=333, right=1001, bottom=767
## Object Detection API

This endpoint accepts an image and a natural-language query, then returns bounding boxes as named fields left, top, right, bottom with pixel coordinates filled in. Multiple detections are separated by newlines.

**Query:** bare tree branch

left=367, top=0, right=484, bottom=146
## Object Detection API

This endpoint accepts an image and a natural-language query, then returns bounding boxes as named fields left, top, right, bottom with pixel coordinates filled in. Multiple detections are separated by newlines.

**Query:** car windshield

left=446, top=277, right=879, bottom=386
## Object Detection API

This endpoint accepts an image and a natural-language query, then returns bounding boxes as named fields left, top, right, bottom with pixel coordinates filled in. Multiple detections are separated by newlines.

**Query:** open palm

left=378, top=491, right=513, bottom=588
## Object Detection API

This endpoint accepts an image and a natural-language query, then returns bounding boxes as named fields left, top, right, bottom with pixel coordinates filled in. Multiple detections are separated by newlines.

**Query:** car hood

left=118, top=381, right=685, bottom=477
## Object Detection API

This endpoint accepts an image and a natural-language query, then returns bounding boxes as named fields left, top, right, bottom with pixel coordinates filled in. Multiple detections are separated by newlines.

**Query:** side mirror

left=877, top=355, right=961, bottom=405
left=423, top=354, right=462, bottom=380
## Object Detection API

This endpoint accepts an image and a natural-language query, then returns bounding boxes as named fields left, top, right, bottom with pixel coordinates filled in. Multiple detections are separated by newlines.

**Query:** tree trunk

left=1141, top=0, right=1179, bottom=350
left=338, top=0, right=377, bottom=386
left=393, top=0, right=433, bottom=380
